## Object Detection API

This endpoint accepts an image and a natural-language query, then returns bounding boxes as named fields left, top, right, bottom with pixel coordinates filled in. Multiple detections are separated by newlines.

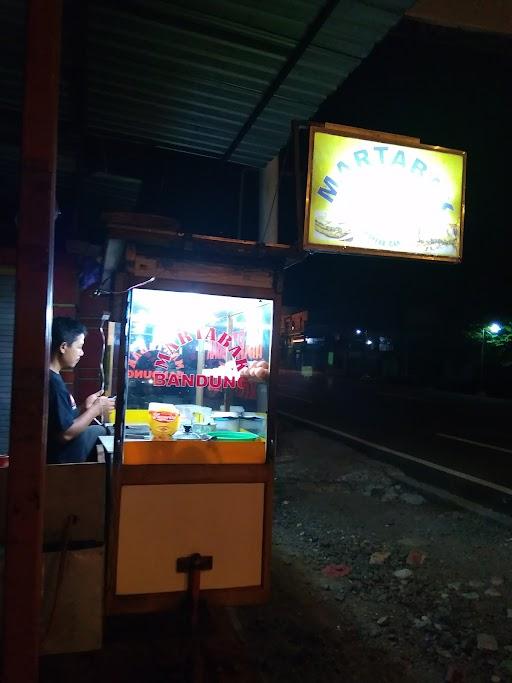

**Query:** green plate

left=208, top=431, right=258, bottom=441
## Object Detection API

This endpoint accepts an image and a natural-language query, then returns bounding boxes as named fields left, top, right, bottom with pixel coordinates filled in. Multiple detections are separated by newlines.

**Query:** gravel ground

left=237, top=422, right=512, bottom=683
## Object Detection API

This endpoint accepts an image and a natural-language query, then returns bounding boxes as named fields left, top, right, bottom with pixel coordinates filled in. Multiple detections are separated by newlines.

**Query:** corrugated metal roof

left=86, top=0, right=415, bottom=166
left=0, top=0, right=415, bottom=211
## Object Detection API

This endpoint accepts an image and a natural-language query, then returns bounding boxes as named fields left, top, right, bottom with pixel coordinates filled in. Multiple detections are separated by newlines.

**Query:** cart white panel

left=116, top=482, right=265, bottom=594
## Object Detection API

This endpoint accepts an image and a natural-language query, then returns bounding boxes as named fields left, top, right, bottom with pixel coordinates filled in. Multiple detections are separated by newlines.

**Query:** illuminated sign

left=304, top=124, right=466, bottom=262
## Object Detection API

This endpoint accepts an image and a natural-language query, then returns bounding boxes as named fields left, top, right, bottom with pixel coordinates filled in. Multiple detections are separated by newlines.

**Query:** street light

left=480, top=322, right=502, bottom=389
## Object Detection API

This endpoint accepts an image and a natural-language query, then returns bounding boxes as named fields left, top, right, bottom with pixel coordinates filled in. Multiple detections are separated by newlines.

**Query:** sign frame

left=303, top=123, right=467, bottom=263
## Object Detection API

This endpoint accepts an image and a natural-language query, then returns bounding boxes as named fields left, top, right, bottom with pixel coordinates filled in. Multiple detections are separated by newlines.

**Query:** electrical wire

left=41, top=514, right=77, bottom=645
left=94, top=276, right=156, bottom=296
left=284, top=250, right=312, bottom=270
left=99, top=319, right=106, bottom=396
left=95, top=273, right=112, bottom=291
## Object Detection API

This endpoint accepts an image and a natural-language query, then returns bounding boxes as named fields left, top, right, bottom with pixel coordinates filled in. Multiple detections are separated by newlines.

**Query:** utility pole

left=1, top=1, right=62, bottom=681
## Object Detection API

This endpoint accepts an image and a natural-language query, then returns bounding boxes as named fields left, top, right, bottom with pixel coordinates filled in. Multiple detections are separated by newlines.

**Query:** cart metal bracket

left=176, top=553, right=213, bottom=574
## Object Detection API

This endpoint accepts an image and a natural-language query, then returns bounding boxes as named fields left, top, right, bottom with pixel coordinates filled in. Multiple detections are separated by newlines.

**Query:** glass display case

left=118, top=288, right=273, bottom=464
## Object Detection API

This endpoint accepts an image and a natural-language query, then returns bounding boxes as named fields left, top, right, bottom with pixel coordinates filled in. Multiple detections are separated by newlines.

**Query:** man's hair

left=51, top=317, right=87, bottom=355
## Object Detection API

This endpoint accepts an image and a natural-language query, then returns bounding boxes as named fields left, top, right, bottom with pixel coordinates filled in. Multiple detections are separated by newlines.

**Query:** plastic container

left=148, top=402, right=180, bottom=440
left=175, top=404, right=212, bottom=424
left=212, top=411, right=240, bottom=432
left=220, top=404, right=244, bottom=415
left=240, top=413, right=266, bottom=436
left=191, top=422, right=212, bottom=436
left=173, top=425, right=201, bottom=440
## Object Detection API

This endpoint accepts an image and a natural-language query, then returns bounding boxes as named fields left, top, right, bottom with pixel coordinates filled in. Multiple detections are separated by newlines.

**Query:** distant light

left=488, top=323, right=502, bottom=334
left=301, top=365, right=313, bottom=378
left=366, top=339, right=373, bottom=346
left=355, top=329, right=362, bottom=335
left=306, top=337, right=325, bottom=345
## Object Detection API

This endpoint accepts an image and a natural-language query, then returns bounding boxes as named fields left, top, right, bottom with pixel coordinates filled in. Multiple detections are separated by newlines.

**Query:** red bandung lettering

left=129, top=370, right=251, bottom=390
left=154, top=372, right=166, bottom=386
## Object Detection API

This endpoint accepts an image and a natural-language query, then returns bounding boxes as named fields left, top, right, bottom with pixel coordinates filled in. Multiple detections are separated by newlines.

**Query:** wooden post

left=1, top=1, right=62, bottom=681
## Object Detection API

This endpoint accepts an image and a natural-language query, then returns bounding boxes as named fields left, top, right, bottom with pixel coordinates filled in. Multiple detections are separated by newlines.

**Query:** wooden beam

left=222, top=0, right=343, bottom=162
left=1, top=1, right=62, bottom=681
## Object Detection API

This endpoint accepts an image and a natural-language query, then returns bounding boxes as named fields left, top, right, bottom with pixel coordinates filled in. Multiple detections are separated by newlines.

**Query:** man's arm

left=58, top=400, right=103, bottom=443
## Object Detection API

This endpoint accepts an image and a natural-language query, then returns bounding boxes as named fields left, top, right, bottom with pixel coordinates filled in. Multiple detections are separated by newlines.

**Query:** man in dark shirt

left=48, top=317, right=115, bottom=464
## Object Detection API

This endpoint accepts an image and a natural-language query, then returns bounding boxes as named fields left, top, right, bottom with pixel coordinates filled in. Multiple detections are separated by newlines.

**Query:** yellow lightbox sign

left=304, top=125, right=466, bottom=262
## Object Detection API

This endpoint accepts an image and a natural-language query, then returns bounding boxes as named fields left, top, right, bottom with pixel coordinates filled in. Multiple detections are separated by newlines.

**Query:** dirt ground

left=236, top=422, right=512, bottom=683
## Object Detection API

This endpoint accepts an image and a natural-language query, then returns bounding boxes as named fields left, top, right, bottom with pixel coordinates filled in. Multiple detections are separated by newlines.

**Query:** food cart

left=100, top=216, right=288, bottom=616
left=0, top=217, right=289, bottom=656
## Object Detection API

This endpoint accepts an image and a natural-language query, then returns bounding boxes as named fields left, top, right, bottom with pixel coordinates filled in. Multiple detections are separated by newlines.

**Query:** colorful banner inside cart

left=304, top=127, right=466, bottom=261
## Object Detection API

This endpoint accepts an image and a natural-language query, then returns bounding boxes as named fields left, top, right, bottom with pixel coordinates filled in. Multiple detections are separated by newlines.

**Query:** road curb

left=278, top=411, right=512, bottom=526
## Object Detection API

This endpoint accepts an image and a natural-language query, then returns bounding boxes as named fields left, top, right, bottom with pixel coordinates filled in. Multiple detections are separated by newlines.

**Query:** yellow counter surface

left=123, top=438, right=265, bottom=465
left=112, top=410, right=266, bottom=464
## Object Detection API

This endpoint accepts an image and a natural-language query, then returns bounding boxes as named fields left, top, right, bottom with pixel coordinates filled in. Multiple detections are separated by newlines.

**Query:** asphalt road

left=277, top=369, right=512, bottom=512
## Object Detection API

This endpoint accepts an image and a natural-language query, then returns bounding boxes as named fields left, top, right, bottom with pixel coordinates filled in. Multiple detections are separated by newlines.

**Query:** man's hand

left=83, top=392, right=116, bottom=421
left=84, top=389, right=104, bottom=410
left=101, top=395, right=116, bottom=412
left=98, top=395, right=116, bottom=422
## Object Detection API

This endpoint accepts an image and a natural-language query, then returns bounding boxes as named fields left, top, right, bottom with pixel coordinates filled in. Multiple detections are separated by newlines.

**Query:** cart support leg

left=177, top=553, right=213, bottom=629
left=177, top=553, right=213, bottom=681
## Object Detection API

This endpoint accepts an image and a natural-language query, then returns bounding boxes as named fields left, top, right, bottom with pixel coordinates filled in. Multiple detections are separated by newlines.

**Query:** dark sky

left=280, top=19, right=512, bottom=333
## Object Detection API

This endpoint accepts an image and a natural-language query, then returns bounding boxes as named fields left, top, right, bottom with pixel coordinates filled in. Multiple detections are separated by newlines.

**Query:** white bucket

left=212, top=411, right=240, bottom=432
left=240, top=413, right=266, bottom=435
